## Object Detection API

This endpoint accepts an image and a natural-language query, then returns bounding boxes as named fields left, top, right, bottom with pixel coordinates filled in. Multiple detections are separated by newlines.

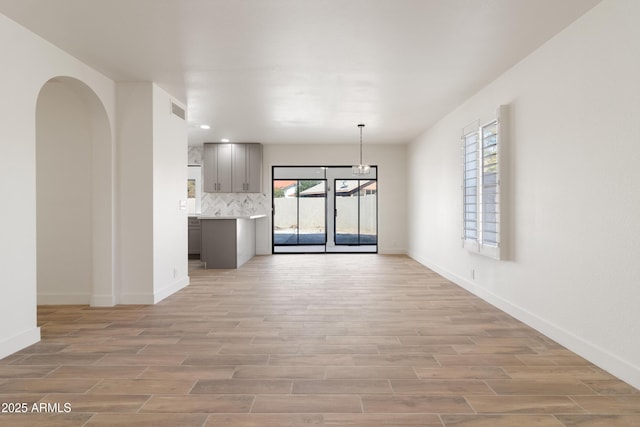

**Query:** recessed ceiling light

left=200, top=124, right=210, bottom=130
left=221, top=138, right=230, bottom=143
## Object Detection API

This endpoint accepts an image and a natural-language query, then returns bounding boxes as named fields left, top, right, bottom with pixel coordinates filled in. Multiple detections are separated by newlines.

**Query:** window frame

left=461, top=106, right=506, bottom=260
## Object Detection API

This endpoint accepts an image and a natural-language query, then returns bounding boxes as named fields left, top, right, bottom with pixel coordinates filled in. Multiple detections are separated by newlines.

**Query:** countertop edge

left=195, top=214, right=267, bottom=220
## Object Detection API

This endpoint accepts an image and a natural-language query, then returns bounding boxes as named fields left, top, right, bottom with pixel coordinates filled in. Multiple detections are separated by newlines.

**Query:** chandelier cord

left=359, top=123, right=365, bottom=165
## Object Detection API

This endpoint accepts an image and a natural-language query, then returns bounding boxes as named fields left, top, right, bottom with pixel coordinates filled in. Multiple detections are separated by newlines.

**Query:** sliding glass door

left=273, top=166, right=377, bottom=254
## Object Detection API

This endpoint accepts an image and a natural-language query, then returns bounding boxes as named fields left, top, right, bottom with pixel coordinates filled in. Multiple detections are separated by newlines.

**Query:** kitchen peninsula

left=198, top=214, right=266, bottom=269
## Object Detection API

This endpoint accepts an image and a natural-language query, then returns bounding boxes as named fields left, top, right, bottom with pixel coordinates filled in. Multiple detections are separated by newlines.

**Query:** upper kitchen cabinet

left=203, top=143, right=232, bottom=193
left=232, top=143, right=263, bottom=193
left=203, top=143, right=262, bottom=193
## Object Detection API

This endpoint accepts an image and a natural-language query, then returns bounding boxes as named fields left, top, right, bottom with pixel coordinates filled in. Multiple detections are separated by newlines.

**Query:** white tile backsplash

left=201, top=192, right=268, bottom=217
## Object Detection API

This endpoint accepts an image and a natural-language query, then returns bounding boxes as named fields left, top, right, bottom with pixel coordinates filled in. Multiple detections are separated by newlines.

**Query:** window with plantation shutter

left=463, top=130, right=479, bottom=241
left=462, top=106, right=506, bottom=259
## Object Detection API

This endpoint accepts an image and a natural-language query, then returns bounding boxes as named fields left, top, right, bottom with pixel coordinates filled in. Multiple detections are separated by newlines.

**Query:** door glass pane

left=298, top=180, right=326, bottom=244
left=273, top=179, right=326, bottom=246
left=335, top=180, right=359, bottom=244
left=273, top=180, right=298, bottom=245
left=335, top=179, right=377, bottom=245
left=359, top=180, right=377, bottom=244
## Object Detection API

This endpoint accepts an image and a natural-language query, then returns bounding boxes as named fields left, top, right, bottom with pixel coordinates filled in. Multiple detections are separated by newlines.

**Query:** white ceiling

left=0, top=0, right=600, bottom=145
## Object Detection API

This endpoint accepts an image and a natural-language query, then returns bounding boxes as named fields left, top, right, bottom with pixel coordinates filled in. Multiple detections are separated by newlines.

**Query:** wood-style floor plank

left=0, top=254, right=637, bottom=426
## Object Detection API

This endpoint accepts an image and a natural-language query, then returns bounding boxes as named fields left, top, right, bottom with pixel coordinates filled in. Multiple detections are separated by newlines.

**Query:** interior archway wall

left=36, top=76, right=114, bottom=306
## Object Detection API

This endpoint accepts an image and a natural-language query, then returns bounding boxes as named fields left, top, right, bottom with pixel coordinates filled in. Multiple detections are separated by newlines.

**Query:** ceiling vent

left=171, top=101, right=186, bottom=120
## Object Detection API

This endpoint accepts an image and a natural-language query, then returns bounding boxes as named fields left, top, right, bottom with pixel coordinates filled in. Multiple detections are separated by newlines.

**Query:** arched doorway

left=36, top=77, right=114, bottom=306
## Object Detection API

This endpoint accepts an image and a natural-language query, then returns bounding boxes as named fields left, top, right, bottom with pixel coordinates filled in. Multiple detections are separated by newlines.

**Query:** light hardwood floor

left=1, top=254, right=638, bottom=426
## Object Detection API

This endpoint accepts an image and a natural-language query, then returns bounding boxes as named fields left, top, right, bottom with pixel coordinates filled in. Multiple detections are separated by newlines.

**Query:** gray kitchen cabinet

left=188, top=217, right=201, bottom=255
left=199, top=216, right=263, bottom=268
left=232, top=143, right=262, bottom=193
left=203, top=143, right=232, bottom=192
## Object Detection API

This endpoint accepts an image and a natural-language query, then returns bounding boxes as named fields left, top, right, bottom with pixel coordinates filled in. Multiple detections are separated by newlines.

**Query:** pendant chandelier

left=352, top=123, right=370, bottom=175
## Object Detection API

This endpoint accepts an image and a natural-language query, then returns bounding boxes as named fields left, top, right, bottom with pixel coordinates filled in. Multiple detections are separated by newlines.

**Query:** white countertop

left=196, top=214, right=266, bottom=220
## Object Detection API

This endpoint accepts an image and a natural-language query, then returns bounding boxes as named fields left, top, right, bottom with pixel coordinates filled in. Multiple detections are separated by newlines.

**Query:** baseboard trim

left=37, top=293, right=91, bottom=305
left=90, top=294, right=116, bottom=307
left=409, top=252, right=640, bottom=390
left=0, top=327, right=41, bottom=359
left=119, top=277, right=190, bottom=305
left=153, top=276, right=190, bottom=304
left=118, top=293, right=155, bottom=305
left=38, top=293, right=117, bottom=307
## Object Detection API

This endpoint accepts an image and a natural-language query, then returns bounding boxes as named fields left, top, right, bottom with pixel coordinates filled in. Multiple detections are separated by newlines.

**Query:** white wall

left=407, top=0, right=640, bottom=388
left=116, top=83, right=189, bottom=304
left=0, top=14, right=116, bottom=358
left=261, top=143, right=407, bottom=255
left=116, top=82, right=155, bottom=303
left=36, top=81, right=93, bottom=304
left=152, top=84, right=189, bottom=302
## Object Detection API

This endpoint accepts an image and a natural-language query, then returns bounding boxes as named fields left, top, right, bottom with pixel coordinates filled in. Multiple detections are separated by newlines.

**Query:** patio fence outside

left=274, top=196, right=377, bottom=235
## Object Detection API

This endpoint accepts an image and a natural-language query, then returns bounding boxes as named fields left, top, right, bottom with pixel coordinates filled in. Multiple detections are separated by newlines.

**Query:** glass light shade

left=352, top=164, right=371, bottom=175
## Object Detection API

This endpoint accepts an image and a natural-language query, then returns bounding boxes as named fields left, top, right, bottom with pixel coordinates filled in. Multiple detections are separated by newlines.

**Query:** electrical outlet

left=471, top=269, right=475, bottom=280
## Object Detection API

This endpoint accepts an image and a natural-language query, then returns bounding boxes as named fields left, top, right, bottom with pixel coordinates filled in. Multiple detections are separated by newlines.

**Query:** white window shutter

left=462, top=105, right=507, bottom=260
